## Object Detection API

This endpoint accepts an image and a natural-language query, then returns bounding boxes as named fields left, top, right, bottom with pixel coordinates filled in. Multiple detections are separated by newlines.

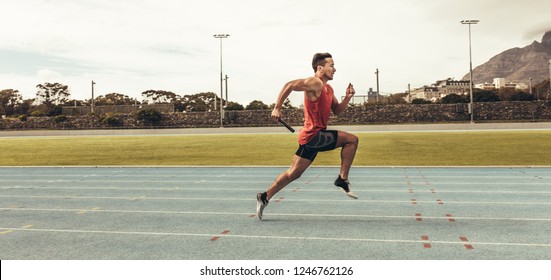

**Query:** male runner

left=256, top=52, right=359, bottom=220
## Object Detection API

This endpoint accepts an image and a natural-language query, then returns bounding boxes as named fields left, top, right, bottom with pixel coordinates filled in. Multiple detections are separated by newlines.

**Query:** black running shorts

left=295, top=130, right=339, bottom=161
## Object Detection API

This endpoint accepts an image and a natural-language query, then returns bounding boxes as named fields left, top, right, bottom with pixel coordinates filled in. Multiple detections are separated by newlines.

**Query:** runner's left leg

left=335, top=131, right=359, bottom=180
left=266, top=155, right=312, bottom=200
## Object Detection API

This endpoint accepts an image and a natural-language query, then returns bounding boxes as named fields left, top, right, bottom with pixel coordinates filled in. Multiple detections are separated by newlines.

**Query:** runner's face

left=321, top=58, right=336, bottom=80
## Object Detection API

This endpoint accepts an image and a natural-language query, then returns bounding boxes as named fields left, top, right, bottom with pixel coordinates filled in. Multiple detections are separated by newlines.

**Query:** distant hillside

left=463, top=31, right=551, bottom=84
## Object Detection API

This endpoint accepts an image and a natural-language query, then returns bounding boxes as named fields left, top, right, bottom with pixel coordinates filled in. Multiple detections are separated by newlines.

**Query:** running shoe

left=256, top=192, right=269, bottom=220
left=334, top=176, right=359, bottom=199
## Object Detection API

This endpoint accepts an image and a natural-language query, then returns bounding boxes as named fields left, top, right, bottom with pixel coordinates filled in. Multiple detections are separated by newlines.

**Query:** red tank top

left=298, top=84, right=334, bottom=145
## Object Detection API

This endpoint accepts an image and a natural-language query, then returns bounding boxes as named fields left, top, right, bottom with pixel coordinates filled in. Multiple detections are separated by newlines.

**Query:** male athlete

left=256, top=52, right=359, bottom=220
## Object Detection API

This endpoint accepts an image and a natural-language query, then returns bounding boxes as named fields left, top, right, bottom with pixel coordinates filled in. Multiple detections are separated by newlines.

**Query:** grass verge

left=1, top=131, right=551, bottom=166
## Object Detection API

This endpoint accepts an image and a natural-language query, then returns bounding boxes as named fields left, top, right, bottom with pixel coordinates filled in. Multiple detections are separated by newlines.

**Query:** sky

left=1, top=0, right=551, bottom=106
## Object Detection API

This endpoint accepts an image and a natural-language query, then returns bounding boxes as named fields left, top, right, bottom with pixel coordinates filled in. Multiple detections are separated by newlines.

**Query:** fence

left=3, top=101, right=551, bottom=130
left=62, top=104, right=175, bottom=115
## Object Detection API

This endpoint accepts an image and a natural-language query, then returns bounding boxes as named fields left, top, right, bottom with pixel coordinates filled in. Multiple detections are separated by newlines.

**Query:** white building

left=475, top=78, right=529, bottom=91
left=409, top=78, right=470, bottom=102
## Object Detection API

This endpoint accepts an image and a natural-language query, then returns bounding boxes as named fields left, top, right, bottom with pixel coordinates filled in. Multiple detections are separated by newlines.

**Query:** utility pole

left=548, top=59, right=551, bottom=100
left=375, top=68, right=380, bottom=103
left=408, top=83, right=411, bottom=103
left=91, top=80, right=95, bottom=113
left=224, top=75, right=229, bottom=108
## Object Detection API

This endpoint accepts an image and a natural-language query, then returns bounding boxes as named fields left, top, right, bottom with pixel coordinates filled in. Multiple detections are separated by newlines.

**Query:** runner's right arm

left=271, top=77, right=322, bottom=120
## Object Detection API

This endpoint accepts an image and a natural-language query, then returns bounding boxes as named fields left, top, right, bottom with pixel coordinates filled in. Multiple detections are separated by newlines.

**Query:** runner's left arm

left=332, top=83, right=355, bottom=115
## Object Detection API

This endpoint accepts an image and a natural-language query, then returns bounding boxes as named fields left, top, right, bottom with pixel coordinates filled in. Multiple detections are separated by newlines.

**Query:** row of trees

left=2, top=80, right=550, bottom=117
left=0, top=82, right=295, bottom=117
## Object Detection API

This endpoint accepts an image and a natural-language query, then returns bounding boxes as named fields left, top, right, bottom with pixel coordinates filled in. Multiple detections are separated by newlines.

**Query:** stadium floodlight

left=461, top=20, right=479, bottom=123
left=213, top=34, right=230, bottom=127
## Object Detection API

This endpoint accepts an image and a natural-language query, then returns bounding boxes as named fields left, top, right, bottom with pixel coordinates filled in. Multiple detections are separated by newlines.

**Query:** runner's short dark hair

left=312, top=53, right=332, bottom=72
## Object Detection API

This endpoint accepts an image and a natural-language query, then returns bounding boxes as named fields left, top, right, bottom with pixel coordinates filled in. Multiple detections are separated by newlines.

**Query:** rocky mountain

left=463, top=31, right=551, bottom=84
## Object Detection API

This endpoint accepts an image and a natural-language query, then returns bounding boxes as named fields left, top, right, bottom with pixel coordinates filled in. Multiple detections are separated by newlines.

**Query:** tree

left=282, top=98, right=296, bottom=109
left=180, top=92, right=218, bottom=112
left=246, top=100, right=269, bottom=110
left=411, top=98, right=432, bottom=104
left=0, top=89, right=23, bottom=116
left=95, top=93, right=139, bottom=105
left=136, top=108, right=163, bottom=126
left=141, top=90, right=178, bottom=104
left=35, top=83, right=71, bottom=107
left=510, top=92, right=535, bottom=101
left=473, top=90, right=500, bottom=102
left=441, top=93, right=467, bottom=104
left=497, top=88, right=516, bottom=101
left=387, top=93, right=408, bottom=104
left=533, top=79, right=549, bottom=99
left=225, top=101, right=244, bottom=111
left=270, top=98, right=296, bottom=109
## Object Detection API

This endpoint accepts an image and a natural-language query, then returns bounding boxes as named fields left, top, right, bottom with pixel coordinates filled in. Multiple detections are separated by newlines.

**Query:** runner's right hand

left=271, top=108, right=282, bottom=121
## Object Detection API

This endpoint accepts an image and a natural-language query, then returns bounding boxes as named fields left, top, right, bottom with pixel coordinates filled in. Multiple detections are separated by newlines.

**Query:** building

left=409, top=78, right=470, bottom=102
left=474, top=78, right=528, bottom=91
left=345, top=88, right=381, bottom=105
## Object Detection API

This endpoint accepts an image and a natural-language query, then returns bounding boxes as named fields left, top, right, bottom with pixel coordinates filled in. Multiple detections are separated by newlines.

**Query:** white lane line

left=3, top=186, right=551, bottom=195
left=2, top=194, right=551, bottom=205
left=1, top=173, right=549, bottom=179
left=2, top=207, right=551, bottom=222
left=1, top=178, right=550, bottom=185
left=1, top=227, right=550, bottom=248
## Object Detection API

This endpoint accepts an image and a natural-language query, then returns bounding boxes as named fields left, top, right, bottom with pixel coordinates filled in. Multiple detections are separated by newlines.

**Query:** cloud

left=2, top=0, right=551, bottom=106
left=37, top=69, right=63, bottom=82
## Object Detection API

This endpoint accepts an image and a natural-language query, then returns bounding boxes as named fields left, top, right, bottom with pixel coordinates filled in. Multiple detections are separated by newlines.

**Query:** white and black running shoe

left=334, top=176, right=359, bottom=199
left=256, top=192, right=269, bottom=220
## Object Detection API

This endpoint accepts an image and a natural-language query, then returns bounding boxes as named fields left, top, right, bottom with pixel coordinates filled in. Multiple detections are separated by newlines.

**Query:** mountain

left=463, top=31, right=551, bottom=84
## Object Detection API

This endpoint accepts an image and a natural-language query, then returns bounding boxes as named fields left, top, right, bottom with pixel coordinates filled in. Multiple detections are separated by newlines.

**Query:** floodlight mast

left=461, top=19, right=479, bottom=123
left=213, top=34, right=229, bottom=127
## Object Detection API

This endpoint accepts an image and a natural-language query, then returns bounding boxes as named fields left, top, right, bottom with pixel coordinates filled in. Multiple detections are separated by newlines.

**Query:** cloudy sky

left=1, top=0, right=550, bottom=106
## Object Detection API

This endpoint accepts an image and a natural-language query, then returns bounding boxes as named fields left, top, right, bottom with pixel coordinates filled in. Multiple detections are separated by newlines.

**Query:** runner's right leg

left=257, top=155, right=312, bottom=219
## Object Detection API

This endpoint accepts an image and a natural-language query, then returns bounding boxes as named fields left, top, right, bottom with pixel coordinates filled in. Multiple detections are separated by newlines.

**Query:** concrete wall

left=2, top=101, right=551, bottom=130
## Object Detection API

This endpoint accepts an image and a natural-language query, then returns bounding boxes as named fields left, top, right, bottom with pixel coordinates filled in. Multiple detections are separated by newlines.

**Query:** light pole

left=213, top=34, right=229, bottom=127
left=548, top=59, right=551, bottom=100
left=224, top=74, right=229, bottom=108
left=91, top=80, right=95, bottom=113
left=461, top=19, right=479, bottom=123
left=375, top=68, right=380, bottom=103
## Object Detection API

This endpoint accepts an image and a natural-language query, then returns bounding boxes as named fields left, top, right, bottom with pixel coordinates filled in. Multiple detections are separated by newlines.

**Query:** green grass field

left=1, top=131, right=551, bottom=166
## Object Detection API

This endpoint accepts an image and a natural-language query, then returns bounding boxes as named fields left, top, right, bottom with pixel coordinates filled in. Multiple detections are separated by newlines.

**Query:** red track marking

left=430, top=189, right=436, bottom=194
left=411, top=199, right=417, bottom=205
left=459, top=236, right=474, bottom=249
left=437, top=199, right=444, bottom=205
left=415, top=213, right=423, bottom=221
left=249, top=214, right=256, bottom=218
left=446, top=214, right=456, bottom=222
left=275, top=197, right=284, bottom=203
left=210, top=230, right=231, bottom=241
left=408, top=189, right=414, bottom=194
left=421, top=236, right=431, bottom=248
